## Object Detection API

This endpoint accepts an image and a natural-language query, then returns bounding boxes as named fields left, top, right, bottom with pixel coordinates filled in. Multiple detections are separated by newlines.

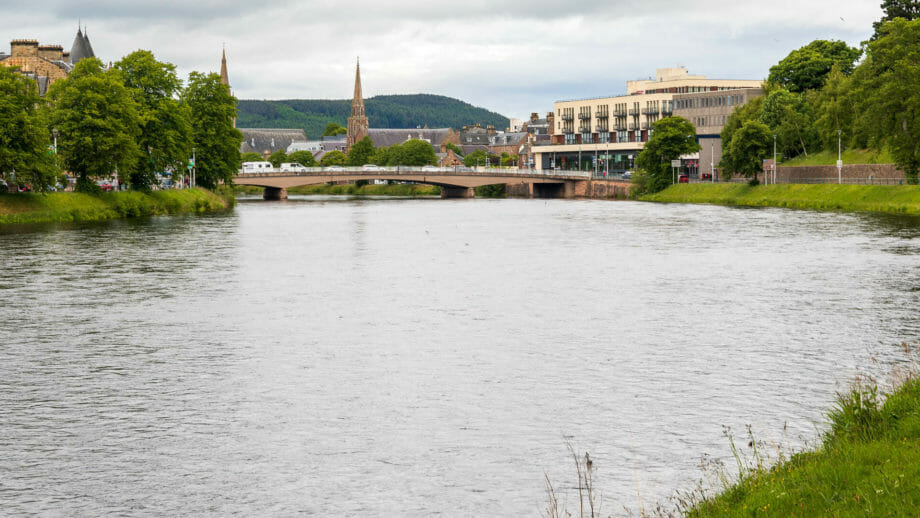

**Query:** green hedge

left=0, top=188, right=233, bottom=225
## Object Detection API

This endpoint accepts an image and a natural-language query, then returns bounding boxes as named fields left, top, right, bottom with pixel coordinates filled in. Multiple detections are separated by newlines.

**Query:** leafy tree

left=463, top=149, right=494, bottom=167
left=181, top=71, right=243, bottom=189
left=114, top=50, right=192, bottom=190
left=0, top=66, right=58, bottom=191
left=47, top=58, right=141, bottom=191
left=320, top=150, right=346, bottom=166
left=872, top=0, right=920, bottom=39
left=768, top=40, right=862, bottom=93
left=346, top=136, right=375, bottom=166
left=813, top=64, right=856, bottom=151
left=322, top=122, right=347, bottom=136
left=241, top=151, right=263, bottom=162
left=445, top=142, right=463, bottom=156
left=635, top=117, right=700, bottom=194
left=853, top=18, right=920, bottom=182
left=287, top=150, right=316, bottom=167
left=721, top=120, right=773, bottom=182
left=720, top=96, right=766, bottom=158
left=400, top=139, right=437, bottom=166
left=373, top=144, right=397, bottom=166
left=268, top=149, right=287, bottom=168
left=759, top=88, right=818, bottom=159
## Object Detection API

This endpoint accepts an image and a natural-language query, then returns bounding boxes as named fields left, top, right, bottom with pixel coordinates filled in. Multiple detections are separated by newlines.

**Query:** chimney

left=38, top=44, right=64, bottom=61
left=10, top=39, right=39, bottom=58
left=530, top=112, right=539, bottom=122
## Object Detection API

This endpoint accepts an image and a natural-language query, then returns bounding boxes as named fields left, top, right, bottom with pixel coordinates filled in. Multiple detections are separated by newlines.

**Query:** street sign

left=671, top=159, right=681, bottom=168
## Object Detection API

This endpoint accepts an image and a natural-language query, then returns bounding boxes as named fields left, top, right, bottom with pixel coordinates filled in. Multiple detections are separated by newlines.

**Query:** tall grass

left=0, top=188, right=232, bottom=225
left=642, top=184, right=920, bottom=215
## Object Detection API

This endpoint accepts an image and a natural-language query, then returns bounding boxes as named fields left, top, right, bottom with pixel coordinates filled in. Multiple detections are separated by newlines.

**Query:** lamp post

left=192, top=147, right=197, bottom=188
left=837, top=129, right=842, bottom=184
left=773, top=134, right=777, bottom=185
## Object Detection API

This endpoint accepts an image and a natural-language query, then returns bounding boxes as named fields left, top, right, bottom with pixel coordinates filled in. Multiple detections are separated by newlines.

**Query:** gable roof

left=239, top=128, right=308, bottom=154
left=367, top=128, right=451, bottom=148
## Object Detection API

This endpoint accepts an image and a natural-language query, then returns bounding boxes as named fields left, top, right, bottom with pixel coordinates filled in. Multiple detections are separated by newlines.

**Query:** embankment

left=0, top=188, right=233, bottom=225
left=234, top=184, right=441, bottom=196
left=642, top=184, right=920, bottom=215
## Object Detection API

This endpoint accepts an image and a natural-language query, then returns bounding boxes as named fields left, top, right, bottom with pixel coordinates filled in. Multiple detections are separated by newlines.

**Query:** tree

left=445, top=142, right=463, bottom=157
left=853, top=18, right=920, bottom=182
left=399, top=139, right=437, bottom=166
left=268, top=149, right=287, bottom=168
left=320, top=150, right=346, bottom=166
left=759, top=88, right=818, bottom=159
left=872, top=0, right=920, bottom=39
left=241, top=151, right=263, bottom=162
left=768, top=40, right=862, bottom=93
left=346, top=136, right=375, bottom=166
left=722, top=121, right=773, bottom=182
left=114, top=50, right=192, bottom=190
left=635, top=117, right=700, bottom=194
left=47, top=58, right=141, bottom=192
left=287, top=150, right=316, bottom=167
left=181, top=71, right=243, bottom=189
left=813, top=64, right=856, bottom=151
left=463, top=149, right=494, bottom=167
left=322, top=122, right=347, bottom=137
left=0, top=66, right=58, bottom=191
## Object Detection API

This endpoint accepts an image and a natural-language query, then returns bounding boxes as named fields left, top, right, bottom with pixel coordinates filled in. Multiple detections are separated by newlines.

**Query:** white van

left=280, top=163, right=308, bottom=173
left=241, top=161, right=274, bottom=174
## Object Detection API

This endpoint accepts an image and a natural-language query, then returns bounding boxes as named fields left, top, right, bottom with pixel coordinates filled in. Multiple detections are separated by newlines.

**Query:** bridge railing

left=237, top=166, right=591, bottom=179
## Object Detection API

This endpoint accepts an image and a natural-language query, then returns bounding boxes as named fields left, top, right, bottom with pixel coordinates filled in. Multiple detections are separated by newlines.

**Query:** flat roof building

left=533, top=67, right=761, bottom=175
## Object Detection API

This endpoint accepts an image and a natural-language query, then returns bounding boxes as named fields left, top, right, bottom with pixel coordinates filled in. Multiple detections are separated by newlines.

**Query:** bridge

left=233, top=166, right=596, bottom=200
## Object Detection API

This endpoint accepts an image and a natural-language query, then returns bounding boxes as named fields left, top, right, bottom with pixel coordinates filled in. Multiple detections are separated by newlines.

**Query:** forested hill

left=236, top=94, right=510, bottom=139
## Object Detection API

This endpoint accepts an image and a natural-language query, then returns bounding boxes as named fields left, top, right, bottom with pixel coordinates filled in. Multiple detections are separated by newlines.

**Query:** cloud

left=0, top=0, right=883, bottom=118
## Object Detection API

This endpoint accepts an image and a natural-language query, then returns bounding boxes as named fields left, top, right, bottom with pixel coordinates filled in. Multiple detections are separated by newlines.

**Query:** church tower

left=220, top=47, right=235, bottom=128
left=346, top=58, right=369, bottom=151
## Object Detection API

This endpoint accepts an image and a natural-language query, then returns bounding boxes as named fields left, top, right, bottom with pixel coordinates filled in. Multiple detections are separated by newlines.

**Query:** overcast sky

left=3, top=0, right=883, bottom=120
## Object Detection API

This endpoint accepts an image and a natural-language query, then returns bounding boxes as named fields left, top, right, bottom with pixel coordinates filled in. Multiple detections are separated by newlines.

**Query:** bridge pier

left=441, top=186, right=475, bottom=199
left=264, top=187, right=288, bottom=200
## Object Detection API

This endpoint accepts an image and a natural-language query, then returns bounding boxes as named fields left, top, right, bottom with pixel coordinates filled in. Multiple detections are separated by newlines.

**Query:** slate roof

left=489, top=132, right=527, bottom=147
left=239, top=128, right=308, bottom=154
left=69, top=28, right=95, bottom=65
left=367, top=128, right=451, bottom=148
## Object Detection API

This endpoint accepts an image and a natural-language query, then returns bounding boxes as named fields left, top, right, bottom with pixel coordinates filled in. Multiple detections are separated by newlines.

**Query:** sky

left=2, top=0, right=884, bottom=120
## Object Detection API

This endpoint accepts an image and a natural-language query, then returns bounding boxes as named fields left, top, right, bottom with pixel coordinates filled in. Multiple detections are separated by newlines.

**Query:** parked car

left=622, top=171, right=632, bottom=180
left=678, top=175, right=689, bottom=183
left=96, top=180, right=113, bottom=191
left=241, top=161, right=273, bottom=174
left=325, top=165, right=345, bottom=172
left=701, top=173, right=713, bottom=181
left=280, top=162, right=308, bottom=173
left=362, top=164, right=381, bottom=171
left=421, top=165, right=439, bottom=172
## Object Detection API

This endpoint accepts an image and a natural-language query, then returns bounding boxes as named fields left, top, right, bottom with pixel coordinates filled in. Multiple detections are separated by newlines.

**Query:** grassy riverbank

left=781, top=148, right=893, bottom=166
left=0, top=188, right=233, bottom=225
left=641, top=184, right=920, bottom=214
left=233, top=184, right=441, bottom=196
left=685, top=368, right=920, bottom=516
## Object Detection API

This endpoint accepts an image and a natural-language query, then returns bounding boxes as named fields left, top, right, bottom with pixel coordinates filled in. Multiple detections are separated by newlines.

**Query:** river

left=2, top=196, right=918, bottom=516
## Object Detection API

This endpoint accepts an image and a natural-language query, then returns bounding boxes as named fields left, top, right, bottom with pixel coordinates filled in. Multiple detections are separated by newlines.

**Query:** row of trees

left=0, top=50, right=242, bottom=192
left=721, top=13, right=920, bottom=182
left=633, top=7, right=920, bottom=193
left=250, top=136, right=441, bottom=169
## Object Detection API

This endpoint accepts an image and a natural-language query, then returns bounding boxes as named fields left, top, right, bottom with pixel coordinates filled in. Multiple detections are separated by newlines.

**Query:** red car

left=678, top=175, right=689, bottom=183
left=701, top=173, right=713, bottom=181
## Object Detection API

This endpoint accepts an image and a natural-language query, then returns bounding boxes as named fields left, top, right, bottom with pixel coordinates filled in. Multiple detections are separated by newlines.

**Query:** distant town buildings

left=0, top=26, right=96, bottom=95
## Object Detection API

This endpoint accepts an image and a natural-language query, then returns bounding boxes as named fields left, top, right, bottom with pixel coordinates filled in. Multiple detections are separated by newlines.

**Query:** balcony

left=614, top=108, right=627, bottom=117
left=641, top=122, right=652, bottom=130
left=561, top=114, right=574, bottom=121
left=595, top=111, right=609, bottom=119
left=614, top=121, right=628, bottom=131
left=661, top=106, right=673, bottom=115
left=578, top=112, right=591, bottom=120
left=578, top=125, right=592, bottom=133
left=628, top=108, right=639, bottom=116
left=628, top=122, right=638, bottom=131
left=642, top=107, right=658, bottom=115
left=595, top=123, right=609, bottom=132
left=562, top=127, right=575, bottom=134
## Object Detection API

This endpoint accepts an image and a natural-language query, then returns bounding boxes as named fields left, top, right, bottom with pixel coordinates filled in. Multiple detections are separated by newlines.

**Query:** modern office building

left=533, top=67, right=761, bottom=174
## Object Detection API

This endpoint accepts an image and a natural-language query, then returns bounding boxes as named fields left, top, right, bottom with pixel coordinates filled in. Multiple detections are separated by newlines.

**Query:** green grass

left=781, top=148, right=893, bottom=166
left=685, top=372, right=920, bottom=517
left=641, top=184, right=920, bottom=215
left=234, top=184, right=441, bottom=196
left=0, top=188, right=232, bottom=225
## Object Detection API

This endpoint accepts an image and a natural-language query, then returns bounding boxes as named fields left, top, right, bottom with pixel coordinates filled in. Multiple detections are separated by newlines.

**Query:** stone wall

left=575, top=180, right=631, bottom=199
left=777, top=164, right=904, bottom=182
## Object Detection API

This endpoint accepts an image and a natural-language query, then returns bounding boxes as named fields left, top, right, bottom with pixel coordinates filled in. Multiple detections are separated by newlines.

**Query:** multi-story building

left=0, top=28, right=96, bottom=96
left=533, top=67, right=761, bottom=174
left=673, top=87, right=764, bottom=177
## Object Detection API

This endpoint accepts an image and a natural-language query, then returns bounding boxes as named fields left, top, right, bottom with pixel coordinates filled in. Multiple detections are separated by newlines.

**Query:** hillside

left=236, top=94, right=510, bottom=139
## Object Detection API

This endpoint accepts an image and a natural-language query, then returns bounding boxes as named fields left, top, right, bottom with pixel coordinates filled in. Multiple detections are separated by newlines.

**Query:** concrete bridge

left=233, top=166, right=595, bottom=200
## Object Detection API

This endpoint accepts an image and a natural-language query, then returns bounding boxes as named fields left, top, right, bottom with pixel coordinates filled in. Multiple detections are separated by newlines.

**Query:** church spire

left=347, top=57, right=369, bottom=151
left=220, top=47, right=230, bottom=87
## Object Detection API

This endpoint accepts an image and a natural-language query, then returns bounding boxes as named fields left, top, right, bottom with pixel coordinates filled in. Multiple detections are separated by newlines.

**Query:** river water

left=2, top=196, right=919, bottom=516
